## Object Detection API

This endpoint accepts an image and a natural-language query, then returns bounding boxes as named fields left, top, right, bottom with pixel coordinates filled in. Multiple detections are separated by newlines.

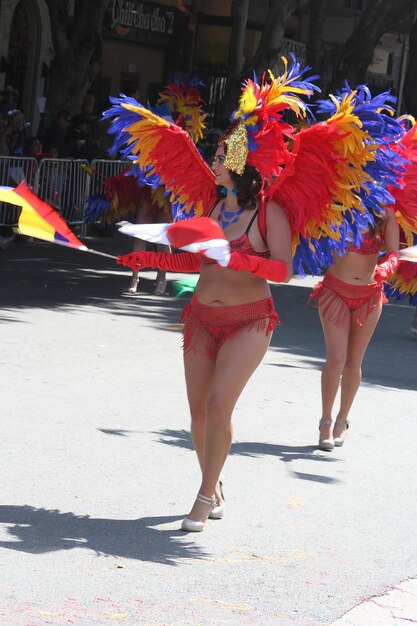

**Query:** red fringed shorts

left=309, top=272, right=387, bottom=328
left=180, top=294, right=279, bottom=358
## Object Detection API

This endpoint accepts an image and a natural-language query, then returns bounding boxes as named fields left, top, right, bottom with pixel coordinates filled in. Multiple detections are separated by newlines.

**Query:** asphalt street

left=0, top=233, right=416, bottom=626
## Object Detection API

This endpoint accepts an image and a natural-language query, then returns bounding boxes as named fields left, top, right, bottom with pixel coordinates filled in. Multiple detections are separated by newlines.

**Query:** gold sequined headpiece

left=223, top=121, right=249, bottom=176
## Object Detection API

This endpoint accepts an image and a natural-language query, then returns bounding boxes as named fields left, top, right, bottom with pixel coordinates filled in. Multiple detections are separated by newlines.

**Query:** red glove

left=116, top=251, right=201, bottom=273
left=227, top=252, right=288, bottom=283
left=374, top=252, right=399, bottom=283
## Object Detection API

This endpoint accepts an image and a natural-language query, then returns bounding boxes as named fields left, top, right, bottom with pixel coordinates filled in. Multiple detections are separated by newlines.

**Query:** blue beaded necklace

left=217, top=201, right=244, bottom=230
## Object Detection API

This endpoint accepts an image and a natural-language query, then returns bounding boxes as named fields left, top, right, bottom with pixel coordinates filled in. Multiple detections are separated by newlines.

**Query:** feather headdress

left=157, top=75, right=207, bottom=143
left=223, top=55, right=319, bottom=181
left=317, top=85, right=406, bottom=227
left=103, top=57, right=319, bottom=220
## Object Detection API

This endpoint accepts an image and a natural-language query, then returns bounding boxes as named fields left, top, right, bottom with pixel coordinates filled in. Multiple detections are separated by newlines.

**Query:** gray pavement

left=0, top=234, right=416, bottom=626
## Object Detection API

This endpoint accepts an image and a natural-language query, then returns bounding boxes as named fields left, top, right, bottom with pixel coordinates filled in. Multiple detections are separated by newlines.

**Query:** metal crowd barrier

left=0, top=156, right=38, bottom=225
left=0, top=157, right=129, bottom=238
left=34, top=158, right=90, bottom=236
left=88, top=159, right=128, bottom=197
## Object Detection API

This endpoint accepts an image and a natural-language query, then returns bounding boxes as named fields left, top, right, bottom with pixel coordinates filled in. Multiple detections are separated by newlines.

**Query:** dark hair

left=230, top=166, right=263, bottom=210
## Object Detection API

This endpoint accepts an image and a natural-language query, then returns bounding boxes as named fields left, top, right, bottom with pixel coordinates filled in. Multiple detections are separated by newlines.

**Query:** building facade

left=0, top=0, right=412, bottom=134
left=0, top=0, right=52, bottom=132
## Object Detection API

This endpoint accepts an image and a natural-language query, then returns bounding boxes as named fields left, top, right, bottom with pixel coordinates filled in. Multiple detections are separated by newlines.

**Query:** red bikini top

left=206, top=200, right=270, bottom=260
left=347, top=229, right=384, bottom=255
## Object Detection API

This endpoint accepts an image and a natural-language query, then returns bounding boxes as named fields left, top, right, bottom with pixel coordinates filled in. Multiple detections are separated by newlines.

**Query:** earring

left=219, top=187, right=227, bottom=197
left=231, top=187, right=238, bottom=196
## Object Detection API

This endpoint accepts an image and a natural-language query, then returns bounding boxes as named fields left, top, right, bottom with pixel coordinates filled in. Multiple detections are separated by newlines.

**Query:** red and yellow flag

left=0, top=182, right=86, bottom=249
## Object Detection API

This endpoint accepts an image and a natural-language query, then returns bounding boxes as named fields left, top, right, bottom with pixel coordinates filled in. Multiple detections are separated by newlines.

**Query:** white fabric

left=118, top=222, right=171, bottom=244
left=118, top=222, right=231, bottom=266
left=399, top=244, right=417, bottom=262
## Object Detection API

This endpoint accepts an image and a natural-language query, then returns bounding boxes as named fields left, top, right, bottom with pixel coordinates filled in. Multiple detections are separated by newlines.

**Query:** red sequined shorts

left=309, top=272, right=387, bottom=327
left=180, top=294, right=279, bottom=358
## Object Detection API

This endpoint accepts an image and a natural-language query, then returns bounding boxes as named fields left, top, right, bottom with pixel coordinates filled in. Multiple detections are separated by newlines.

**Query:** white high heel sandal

left=334, top=419, right=350, bottom=447
left=181, top=493, right=216, bottom=532
left=318, top=418, right=334, bottom=451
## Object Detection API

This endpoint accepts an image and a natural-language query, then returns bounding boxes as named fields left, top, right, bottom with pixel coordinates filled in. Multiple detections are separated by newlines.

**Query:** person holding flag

left=109, top=55, right=379, bottom=531
left=118, top=137, right=293, bottom=532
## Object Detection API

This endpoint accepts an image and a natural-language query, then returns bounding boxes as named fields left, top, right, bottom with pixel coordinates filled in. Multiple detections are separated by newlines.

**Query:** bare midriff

left=328, top=250, right=380, bottom=285
left=194, top=262, right=271, bottom=306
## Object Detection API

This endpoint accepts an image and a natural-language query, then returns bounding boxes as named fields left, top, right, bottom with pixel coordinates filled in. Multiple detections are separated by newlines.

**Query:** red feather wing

left=121, top=103, right=217, bottom=217
left=270, top=122, right=353, bottom=241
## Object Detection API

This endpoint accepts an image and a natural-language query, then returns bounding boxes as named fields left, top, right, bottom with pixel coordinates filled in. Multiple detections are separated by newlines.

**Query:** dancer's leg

left=127, top=202, right=148, bottom=293
left=184, top=347, right=216, bottom=471
left=333, top=302, right=382, bottom=438
left=154, top=243, right=170, bottom=292
left=187, top=325, right=271, bottom=521
left=127, top=237, right=146, bottom=293
left=319, top=307, right=350, bottom=440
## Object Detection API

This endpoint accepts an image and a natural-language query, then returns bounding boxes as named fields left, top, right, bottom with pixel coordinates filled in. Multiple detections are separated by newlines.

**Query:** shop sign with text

left=104, top=1, right=183, bottom=46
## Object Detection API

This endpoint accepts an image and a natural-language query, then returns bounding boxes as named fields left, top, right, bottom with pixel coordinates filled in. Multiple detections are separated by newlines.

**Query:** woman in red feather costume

left=118, top=134, right=293, bottom=532
left=310, top=209, right=399, bottom=451
left=111, top=60, right=320, bottom=531
left=106, top=76, right=208, bottom=296
left=309, top=106, right=417, bottom=451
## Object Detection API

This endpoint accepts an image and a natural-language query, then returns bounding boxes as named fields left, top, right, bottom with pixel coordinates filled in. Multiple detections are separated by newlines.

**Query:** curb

left=332, top=578, right=417, bottom=625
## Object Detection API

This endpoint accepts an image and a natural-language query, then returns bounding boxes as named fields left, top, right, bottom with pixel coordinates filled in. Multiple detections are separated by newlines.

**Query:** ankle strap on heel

left=335, top=419, right=349, bottom=429
left=196, top=493, right=216, bottom=507
left=319, top=418, right=332, bottom=430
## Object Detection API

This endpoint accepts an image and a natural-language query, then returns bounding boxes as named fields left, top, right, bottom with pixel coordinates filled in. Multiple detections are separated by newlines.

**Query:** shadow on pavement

left=0, top=505, right=211, bottom=564
left=153, top=428, right=342, bottom=485
left=0, top=237, right=183, bottom=318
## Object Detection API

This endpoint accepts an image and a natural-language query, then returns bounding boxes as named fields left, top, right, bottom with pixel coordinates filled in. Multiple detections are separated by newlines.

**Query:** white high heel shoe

left=334, top=419, right=350, bottom=447
left=209, top=479, right=225, bottom=520
left=318, top=418, right=334, bottom=451
left=181, top=493, right=216, bottom=532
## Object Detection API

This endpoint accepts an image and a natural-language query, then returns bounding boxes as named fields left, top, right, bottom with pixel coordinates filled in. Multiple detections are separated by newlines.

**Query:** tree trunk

left=305, top=0, right=329, bottom=89
left=221, top=0, right=250, bottom=121
left=247, top=0, right=295, bottom=77
left=228, top=0, right=250, bottom=81
left=334, top=0, right=416, bottom=90
left=42, top=0, right=110, bottom=127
